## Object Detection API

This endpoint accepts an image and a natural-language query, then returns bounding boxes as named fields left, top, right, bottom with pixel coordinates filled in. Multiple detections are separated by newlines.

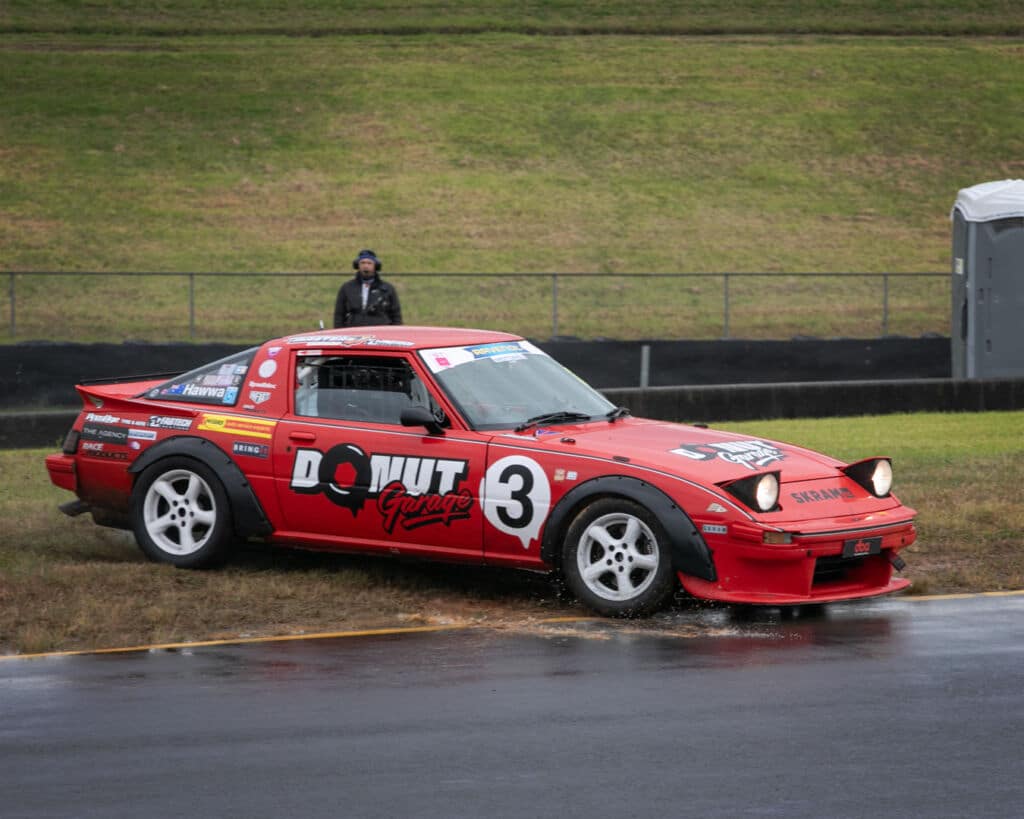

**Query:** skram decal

left=790, top=487, right=855, bottom=504
left=671, top=439, right=784, bottom=471
left=290, top=445, right=473, bottom=533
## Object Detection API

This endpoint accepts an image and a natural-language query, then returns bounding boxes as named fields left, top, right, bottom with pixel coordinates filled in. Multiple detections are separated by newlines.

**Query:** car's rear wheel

left=562, top=498, right=676, bottom=617
left=130, top=458, right=232, bottom=568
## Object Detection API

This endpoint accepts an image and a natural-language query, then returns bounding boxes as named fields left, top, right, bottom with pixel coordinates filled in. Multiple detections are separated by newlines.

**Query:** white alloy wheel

left=575, top=511, right=661, bottom=602
left=141, top=468, right=219, bottom=556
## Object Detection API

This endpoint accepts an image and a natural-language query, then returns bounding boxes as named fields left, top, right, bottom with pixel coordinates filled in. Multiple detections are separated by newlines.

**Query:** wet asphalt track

left=2, top=595, right=1023, bottom=819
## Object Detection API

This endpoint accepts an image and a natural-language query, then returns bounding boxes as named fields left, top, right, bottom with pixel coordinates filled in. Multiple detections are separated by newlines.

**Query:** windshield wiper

left=515, top=411, right=592, bottom=433
left=606, top=406, right=630, bottom=422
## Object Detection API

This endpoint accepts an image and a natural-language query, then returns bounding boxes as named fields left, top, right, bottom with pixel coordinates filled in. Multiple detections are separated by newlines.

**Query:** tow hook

left=59, top=499, right=91, bottom=518
left=889, top=554, right=907, bottom=571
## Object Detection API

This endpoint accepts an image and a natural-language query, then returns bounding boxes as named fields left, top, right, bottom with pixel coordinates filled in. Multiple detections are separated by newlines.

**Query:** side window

left=294, top=354, right=447, bottom=426
left=143, top=347, right=257, bottom=406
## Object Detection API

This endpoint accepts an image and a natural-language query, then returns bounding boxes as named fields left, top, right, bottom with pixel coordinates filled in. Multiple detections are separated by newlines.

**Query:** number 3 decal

left=481, top=455, right=551, bottom=549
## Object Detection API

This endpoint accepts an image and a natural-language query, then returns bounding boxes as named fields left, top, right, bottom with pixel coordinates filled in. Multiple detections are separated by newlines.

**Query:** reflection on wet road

left=2, top=596, right=1023, bottom=818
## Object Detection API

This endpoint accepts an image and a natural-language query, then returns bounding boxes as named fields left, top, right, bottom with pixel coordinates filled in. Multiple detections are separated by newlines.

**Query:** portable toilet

left=950, top=179, right=1024, bottom=378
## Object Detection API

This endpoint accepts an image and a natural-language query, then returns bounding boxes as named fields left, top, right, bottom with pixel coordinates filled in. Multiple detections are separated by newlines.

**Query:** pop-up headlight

left=843, top=458, right=893, bottom=498
left=720, top=471, right=780, bottom=513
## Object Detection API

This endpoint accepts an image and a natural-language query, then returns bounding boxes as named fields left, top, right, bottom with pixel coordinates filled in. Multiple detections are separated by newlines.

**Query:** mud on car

left=46, top=327, right=915, bottom=617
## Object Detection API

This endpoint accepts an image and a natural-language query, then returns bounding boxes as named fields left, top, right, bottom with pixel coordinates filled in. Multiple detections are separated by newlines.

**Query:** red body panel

left=44, top=326, right=917, bottom=606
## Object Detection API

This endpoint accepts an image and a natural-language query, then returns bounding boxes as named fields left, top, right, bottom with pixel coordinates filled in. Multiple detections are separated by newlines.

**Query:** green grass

left=2, top=6, right=1023, bottom=341
left=2, top=409, right=1022, bottom=653
left=3, top=2, right=1023, bottom=36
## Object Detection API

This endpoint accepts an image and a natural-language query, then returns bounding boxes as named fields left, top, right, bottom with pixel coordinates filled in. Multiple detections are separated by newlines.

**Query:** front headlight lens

left=754, top=473, right=779, bottom=511
left=720, top=470, right=780, bottom=513
left=870, top=459, right=893, bottom=497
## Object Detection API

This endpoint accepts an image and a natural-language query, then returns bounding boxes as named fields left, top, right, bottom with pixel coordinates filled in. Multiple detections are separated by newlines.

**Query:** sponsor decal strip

left=198, top=414, right=277, bottom=439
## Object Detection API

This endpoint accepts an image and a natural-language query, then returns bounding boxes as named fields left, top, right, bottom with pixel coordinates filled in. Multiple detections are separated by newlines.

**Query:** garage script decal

left=290, top=444, right=473, bottom=532
left=671, top=439, right=785, bottom=470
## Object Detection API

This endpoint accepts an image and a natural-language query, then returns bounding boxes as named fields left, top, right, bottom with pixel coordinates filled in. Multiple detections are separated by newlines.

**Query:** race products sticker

left=790, top=487, right=855, bottom=504
left=553, top=469, right=578, bottom=482
left=671, top=439, right=785, bottom=471
left=81, top=441, right=128, bottom=459
left=480, top=455, right=551, bottom=550
left=233, top=441, right=269, bottom=459
left=148, top=415, right=193, bottom=430
left=290, top=445, right=473, bottom=532
left=248, top=390, right=272, bottom=405
left=81, top=423, right=129, bottom=445
left=702, top=524, right=728, bottom=535
left=197, top=414, right=276, bottom=439
left=248, top=380, right=277, bottom=390
left=267, top=346, right=282, bottom=357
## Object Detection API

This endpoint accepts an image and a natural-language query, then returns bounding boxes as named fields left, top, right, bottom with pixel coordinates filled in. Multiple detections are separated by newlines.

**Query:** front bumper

left=680, top=519, right=915, bottom=604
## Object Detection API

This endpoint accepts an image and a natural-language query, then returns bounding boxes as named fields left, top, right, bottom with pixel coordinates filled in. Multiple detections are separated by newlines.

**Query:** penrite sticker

left=671, top=439, right=785, bottom=471
left=290, top=444, right=473, bottom=532
left=198, top=414, right=276, bottom=439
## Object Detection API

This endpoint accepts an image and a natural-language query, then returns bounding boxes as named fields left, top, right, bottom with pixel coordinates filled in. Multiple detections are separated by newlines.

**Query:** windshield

left=419, top=340, right=614, bottom=430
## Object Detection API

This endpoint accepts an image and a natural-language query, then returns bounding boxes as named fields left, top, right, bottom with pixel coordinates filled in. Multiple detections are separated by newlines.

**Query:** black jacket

left=333, top=273, right=402, bottom=327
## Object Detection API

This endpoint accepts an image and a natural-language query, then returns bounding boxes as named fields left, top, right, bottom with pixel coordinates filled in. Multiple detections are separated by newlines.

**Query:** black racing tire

left=561, top=498, right=677, bottom=618
left=130, top=456, right=233, bottom=569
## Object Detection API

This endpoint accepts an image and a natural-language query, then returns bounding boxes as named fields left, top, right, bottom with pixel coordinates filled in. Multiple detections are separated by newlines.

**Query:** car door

left=272, top=350, right=486, bottom=561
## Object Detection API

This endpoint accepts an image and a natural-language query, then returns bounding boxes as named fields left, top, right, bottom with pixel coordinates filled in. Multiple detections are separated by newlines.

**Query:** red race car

left=45, top=327, right=915, bottom=616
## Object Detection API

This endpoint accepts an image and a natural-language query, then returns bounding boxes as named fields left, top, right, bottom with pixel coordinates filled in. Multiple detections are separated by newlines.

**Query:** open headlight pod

left=720, top=471, right=780, bottom=513
left=843, top=458, right=893, bottom=498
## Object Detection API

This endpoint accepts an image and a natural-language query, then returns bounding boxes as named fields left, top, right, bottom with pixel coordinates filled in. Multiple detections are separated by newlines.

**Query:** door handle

left=288, top=431, right=317, bottom=443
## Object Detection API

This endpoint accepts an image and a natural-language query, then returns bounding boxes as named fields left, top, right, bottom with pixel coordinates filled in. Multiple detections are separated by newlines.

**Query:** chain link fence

left=4, top=271, right=947, bottom=342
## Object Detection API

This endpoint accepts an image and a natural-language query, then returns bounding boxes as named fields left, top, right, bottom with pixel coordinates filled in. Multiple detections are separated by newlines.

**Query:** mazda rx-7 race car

left=45, top=327, right=915, bottom=616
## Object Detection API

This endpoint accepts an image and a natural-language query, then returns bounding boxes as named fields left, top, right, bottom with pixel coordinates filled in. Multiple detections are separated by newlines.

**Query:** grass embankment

left=2, top=410, right=1021, bottom=655
left=2, top=6, right=1023, bottom=340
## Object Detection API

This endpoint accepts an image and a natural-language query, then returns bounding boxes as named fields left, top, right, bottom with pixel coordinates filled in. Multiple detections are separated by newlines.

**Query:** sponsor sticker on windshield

left=422, top=340, right=545, bottom=373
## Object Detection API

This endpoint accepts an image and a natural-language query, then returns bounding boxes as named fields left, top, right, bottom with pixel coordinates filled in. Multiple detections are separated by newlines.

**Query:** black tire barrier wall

left=0, top=337, right=952, bottom=408
left=7, top=378, right=1023, bottom=451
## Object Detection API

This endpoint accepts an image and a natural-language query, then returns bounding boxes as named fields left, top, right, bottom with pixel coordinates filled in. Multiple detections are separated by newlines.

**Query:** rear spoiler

left=77, top=372, right=184, bottom=387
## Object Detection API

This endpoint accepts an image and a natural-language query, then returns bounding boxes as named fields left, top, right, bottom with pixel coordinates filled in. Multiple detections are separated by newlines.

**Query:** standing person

left=333, top=249, right=403, bottom=327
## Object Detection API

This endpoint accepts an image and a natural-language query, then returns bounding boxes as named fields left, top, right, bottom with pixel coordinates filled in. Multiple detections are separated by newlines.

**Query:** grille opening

left=813, top=555, right=859, bottom=585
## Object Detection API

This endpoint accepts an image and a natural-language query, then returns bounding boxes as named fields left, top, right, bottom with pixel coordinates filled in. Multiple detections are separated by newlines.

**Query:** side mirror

left=400, top=406, right=445, bottom=435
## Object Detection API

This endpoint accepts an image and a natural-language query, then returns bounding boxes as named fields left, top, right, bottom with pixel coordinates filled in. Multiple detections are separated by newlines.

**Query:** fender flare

left=540, top=475, right=716, bottom=582
left=128, top=436, right=273, bottom=539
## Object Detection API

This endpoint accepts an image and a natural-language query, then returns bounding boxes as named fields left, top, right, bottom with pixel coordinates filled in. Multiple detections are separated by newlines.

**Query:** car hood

left=512, top=417, right=844, bottom=484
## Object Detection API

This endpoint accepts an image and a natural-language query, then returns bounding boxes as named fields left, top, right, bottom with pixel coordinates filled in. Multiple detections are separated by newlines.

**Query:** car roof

left=277, top=326, right=524, bottom=352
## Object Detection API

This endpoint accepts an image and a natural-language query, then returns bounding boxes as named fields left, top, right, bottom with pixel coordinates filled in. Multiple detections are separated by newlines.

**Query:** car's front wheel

left=562, top=498, right=676, bottom=617
left=130, top=458, right=232, bottom=568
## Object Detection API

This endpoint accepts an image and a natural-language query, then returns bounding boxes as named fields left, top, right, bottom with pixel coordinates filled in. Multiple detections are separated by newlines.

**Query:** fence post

left=8, top=272, right=14, bottom=338
left=551, top=273, right=559, bottom=338
left=722, top=273, right=731, bottom=339
left=882, top=273, right=889, bottom=336
left=189, top=273, right=195, bottom=340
